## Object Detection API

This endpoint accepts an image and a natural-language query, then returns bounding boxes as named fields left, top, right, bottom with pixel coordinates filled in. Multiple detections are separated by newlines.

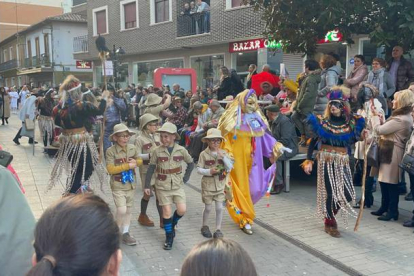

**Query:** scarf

left=367, top=68, right=385, bottom=96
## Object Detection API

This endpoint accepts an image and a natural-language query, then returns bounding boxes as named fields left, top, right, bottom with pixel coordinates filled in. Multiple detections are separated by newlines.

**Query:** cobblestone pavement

left=2, top=114, right=414, bottom=276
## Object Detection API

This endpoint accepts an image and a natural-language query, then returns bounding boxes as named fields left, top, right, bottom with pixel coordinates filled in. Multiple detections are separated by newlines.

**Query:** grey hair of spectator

left=262, top=64, right=271, bottom=72
left=209, top=100, right=221, bottom=108
left=193, top=101, right=203, bottom=110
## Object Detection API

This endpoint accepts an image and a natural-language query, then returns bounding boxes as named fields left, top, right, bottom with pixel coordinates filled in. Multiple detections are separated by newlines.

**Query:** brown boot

left=324, top=218, right=341, bottom=238
left=138, top=214, right=155, bottom=227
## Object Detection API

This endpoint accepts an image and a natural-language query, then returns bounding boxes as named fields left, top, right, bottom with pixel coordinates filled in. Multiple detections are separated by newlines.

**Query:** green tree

left=249, top=0, right=414, bottom=55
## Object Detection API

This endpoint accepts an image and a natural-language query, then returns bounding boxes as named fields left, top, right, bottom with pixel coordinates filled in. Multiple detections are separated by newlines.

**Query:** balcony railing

left=0, top=59, right=19, bottom=72
left=73, top=35, right=88, bottom=53
left=23, top=55, right=51, bottom=69
left=177, top=12, right=210, bottom=37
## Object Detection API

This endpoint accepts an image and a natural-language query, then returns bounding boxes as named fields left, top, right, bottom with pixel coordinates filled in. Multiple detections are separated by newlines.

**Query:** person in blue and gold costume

left=302, top=86, right=365, bottom=238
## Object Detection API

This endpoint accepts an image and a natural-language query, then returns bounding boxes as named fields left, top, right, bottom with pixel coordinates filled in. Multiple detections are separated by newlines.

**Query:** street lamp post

left=110, top=45, right=126, bottom=89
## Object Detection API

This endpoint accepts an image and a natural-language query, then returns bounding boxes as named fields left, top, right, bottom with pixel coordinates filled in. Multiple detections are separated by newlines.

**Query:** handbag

left=0, top=150, right=13, bottom=167
left=25, top=118, right=35, bottom=130
left=366, top=138, right=379, bottom=168
left=20, top=123, right=34, bottom=138
left=400, top=150, right=414, bottom=175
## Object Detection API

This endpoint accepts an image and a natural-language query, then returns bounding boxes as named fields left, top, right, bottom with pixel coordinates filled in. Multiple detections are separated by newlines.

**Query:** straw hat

left=283, top=79, right=299, bottom=94
left=201, top=128, right=224, bottom=143
left=145, top=93, right=162, bottom=106
left=139, top=113, right=158, bottom=131
left=109, top=123, right=135, bottom=142
left=156, top=122, right=180, bottom=140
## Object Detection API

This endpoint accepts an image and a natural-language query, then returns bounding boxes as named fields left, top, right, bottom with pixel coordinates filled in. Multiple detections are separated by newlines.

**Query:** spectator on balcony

left=190, top=1, right=197, bottom=13
left=181, top=3, right=191, bottom=15
left=196, top=0, right=210, bottom=34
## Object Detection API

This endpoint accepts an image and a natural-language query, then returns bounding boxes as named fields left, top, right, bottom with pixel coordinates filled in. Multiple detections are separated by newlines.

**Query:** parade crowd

left=1, top=45, right=414, bottom=276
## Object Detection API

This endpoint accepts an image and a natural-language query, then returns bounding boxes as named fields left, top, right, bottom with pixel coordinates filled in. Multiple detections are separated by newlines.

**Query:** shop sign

left=318, top=29, right=343, bottom=44
left=229, top=39, right=282, bottom=53
left=76, top=61, right=92, bottom=69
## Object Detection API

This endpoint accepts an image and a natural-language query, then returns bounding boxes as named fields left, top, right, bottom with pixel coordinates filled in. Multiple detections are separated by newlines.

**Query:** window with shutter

left=231, top=0, right=249, bottom=8
left=155, top=0, right=169, bottom=23
left=96, top=10, right=107, bottom=34
left=124, top=2, right=137, bottom=29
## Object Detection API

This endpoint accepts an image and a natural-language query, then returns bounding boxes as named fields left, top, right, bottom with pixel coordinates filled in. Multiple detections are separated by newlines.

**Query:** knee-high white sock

left=123, top=207, right=132, bottom=233
left=202, top=204, right=213, bottom=226
left=215, top=201, right=224, bottom=230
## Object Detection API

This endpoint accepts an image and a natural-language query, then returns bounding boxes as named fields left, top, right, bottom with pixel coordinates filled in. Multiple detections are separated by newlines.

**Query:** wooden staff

left=354, top=138, right=368, bottom=231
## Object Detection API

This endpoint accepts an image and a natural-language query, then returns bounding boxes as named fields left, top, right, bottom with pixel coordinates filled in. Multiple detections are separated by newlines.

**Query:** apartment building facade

left=0, top=13, right=92, bottom=88
left=73, top=0, right=382, bottom=89
left=0, top=0, right=65, bottom=42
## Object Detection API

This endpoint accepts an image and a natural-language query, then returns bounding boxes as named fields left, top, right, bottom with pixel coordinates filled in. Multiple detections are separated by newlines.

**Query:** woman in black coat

left=216, top=66, right=233, bottom=100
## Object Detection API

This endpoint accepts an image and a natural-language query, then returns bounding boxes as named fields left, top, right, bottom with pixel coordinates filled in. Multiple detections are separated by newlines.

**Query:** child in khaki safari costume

left=106, top=124, right=143, bottom=246
left=145, top=122, right=194, bottom=250
left=134, top=113, right=163, bottom=227
left=197, top=128, right=234, bottom=239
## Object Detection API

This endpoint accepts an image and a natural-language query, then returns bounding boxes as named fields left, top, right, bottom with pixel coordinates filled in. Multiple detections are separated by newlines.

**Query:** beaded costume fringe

left=47, top=132, right=108, bottom=195
left=316, top=151, right=357, bottom=225
left=38, top=115, right=54, bottom=142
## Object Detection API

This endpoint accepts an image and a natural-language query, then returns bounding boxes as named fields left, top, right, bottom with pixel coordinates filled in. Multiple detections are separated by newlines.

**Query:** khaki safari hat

left=109, top=123, right=135, bottom=142
left=145, top=93, right=162, bottom=106
left=139, top=113, right=159, bottom=131
left=156, top=122, right=180, bottom=140
left=173, top=96, right=182, bottom=102
left=201, top=128, right=224, bottom=143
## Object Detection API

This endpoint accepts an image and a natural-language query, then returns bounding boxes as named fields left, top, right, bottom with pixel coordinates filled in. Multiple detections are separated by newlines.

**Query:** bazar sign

left=76, top=60, right=92, bottom=69
left=229, top=39, right=282, bottom=53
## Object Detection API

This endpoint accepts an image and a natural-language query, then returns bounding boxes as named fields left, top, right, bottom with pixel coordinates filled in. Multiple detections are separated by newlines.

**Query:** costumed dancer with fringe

left=48, top=75, right=109, bottom=195
left=37, top=89, right=56, bottom=149
left=217, top=89, right=289, bottom=235
left=302, top=86, right=365, bottom=238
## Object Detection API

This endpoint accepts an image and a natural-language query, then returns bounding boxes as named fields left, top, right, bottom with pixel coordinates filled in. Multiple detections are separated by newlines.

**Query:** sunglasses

left=116, top=134, right=131, bottom=139
left=329, top=101, right=344, bottom=109
left=209, top=139, right=222, bottom=143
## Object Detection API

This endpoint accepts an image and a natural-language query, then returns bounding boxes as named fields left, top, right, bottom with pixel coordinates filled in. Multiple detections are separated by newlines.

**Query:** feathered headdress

left=327, top=86, right=350, bottom=102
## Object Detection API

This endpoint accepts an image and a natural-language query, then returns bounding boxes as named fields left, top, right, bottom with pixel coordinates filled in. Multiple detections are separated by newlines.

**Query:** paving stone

left=2, top=114, right=414, bottom=275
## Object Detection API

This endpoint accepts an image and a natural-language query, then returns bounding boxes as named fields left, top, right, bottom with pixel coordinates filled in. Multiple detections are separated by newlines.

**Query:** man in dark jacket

left=266, top=105, right=298, bottom=194
left=387, top=46, right=414, bottom=92
left=291, top=60, right=321, bottom=146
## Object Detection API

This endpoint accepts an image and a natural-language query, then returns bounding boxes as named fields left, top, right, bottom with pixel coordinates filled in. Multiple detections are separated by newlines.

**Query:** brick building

left=72, top=0, right=305, bottom=89
left=73, top=0, right=386, bottom=89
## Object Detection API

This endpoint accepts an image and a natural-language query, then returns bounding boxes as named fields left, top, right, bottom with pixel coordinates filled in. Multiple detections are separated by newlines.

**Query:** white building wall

left=25, top=26, right=52, bottom=58
left=51, top=22, right=90, bottom=73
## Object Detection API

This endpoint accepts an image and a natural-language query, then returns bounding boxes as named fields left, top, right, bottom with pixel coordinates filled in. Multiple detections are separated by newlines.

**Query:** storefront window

left=361, top=40, right=385, bottom=70
left=232, top=51, right=258, bottom=73
left=190, top=55, right=224, bottom=89
left=116, top=63, right=129, bottom=89
left=133, top=59, right=183, bottom=87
